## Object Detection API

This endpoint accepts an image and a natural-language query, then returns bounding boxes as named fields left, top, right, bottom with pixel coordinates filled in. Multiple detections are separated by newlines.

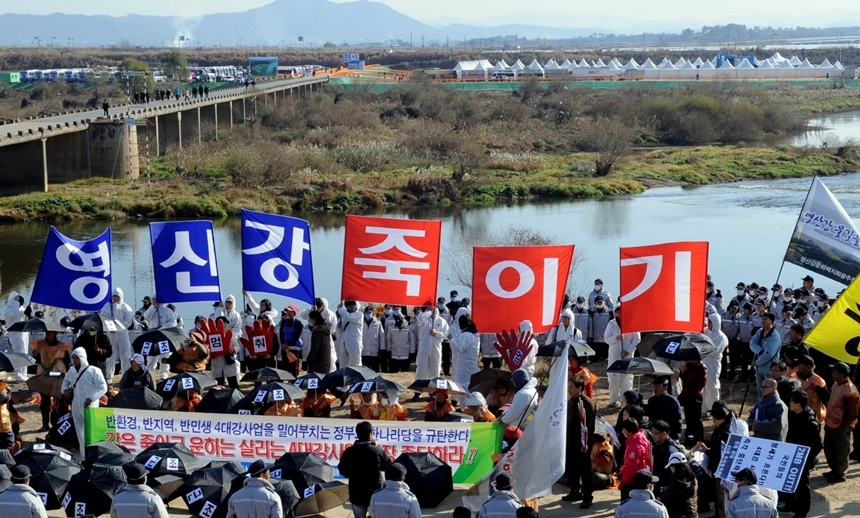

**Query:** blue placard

left=150, top=221, right=222, bottom=303
left=31, top=227, right=112, bottom=311
left=241, top=209, right=315, bottom=305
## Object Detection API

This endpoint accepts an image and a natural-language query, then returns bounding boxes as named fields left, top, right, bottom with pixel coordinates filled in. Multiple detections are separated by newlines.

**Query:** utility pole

left=421, top=34, right=425, bottom=49
left=410, top=32, right=413, bottom=48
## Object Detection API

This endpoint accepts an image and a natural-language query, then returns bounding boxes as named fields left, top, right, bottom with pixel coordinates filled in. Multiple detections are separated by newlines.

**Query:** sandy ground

left=6, top=356, right=859, bottom=518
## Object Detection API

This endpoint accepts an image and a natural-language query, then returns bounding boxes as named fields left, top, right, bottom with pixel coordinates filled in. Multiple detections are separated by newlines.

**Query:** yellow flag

left=805, top=277, right=860, bottom=363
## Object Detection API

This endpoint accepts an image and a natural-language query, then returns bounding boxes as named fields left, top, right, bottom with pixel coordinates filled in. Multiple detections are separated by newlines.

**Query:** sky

left=6, top=0, right=860, bottom=26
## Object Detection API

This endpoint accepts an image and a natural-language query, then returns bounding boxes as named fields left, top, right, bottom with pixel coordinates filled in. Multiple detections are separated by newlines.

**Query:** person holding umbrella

left=226, top=460, right=282, bottom=518
left=0, top=465, right=48, bottom=518
left=301, top=387, right=336, bottom=418
left=119, top=354, right=155, bottom=391
left=339, top=421, right=393, bottom=518
left=424, top=390, right=454, bottom=422
left=166, top=332, right=210, bottom=373
left=62, top=348, right=108, bottom=453
left=111, top=463, right=169, bottom=518
left=30, top=330, right=72, bottom=432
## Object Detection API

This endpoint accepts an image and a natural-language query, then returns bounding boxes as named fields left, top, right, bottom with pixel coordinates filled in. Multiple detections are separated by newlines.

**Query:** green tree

left=120, top=58, right=155, bottom=95
left=161, top=50, right=189, bottom=81
left=323, top=41, right=337, bottom=49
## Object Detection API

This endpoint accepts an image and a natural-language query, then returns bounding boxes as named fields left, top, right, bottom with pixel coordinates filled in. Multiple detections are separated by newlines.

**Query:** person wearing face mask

left=414, top=306, right=450, bottom=383
left=2, top=291, right=30, bottom=381
left=604, top=306, right=641, bottom=410
left=74, top=328, right=113, bottom=380
left=730, top=282, right=750, bottom=308
left=452, top=315, right=480, bottom=406
left=278, top=305, right=305, bottom=376
left=587, top=296, right=613, bottom=361
left=100, top=287, right=135, bottom=381
left=548, top=309, right=583, bottom=344
left=337, top=300, right=364, bottom=367
left=704, top=312, right=729, bottom=413
left=571, top=296, right=589, bottom=336
left=446, top=290, right=462, bottom=317
left=378, top=391, right=408, bottom=421
left=361, top=306, right=384, bottom=371
left=768, top=284, right=783, bottom=313
left=588, top=279, right=615, bottom=311
left=437, top=297, right=453, bottom=376
left=794, top=288, right=812, bottom=309
left=801, top=275, right=815, bottom=293
left=732, top=303, right=756, bottom=383
left=386, top=315, right=415, bottom=373
left=779, top=287, right=795, bottom=312
left=62, top=348, right=108, bottom=453
left=793, top=306, right=815, bottom=334
left=707, top=280, right=723, bottom=314
left=812, top=291, right=830, bottom=321
left=775, top=307, right=796, bottom=346
left=479, top=332, right=502, bottom=369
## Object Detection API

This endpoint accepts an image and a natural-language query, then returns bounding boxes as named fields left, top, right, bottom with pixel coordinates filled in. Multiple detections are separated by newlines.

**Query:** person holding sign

left=62, top=348, right=108, bottom=453
left=226, top=460, right=283, bottom=518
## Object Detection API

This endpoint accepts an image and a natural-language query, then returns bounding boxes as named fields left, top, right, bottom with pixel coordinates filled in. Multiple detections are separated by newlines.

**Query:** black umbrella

left=345, top=376, right=408, bottom=395
left=408, top=377, right=466, bottom=395
left=132, top=327, right=187, bottom=356
left=271, top=453, right=334, bottom=493
left=321, top=366, right=376, bottom=392
left=607, top=357, right=675, bottom=376
left=395, top=452, right=453, bottom=508
left=204, top=460, right=247, bottom=475
left=536, top=339, right=596, bottom=358
left=27, top=372, right=65, bottom=398
left=241, top=367, right=296, bottom=383
left=468, top=369, right=512, bottom=392
left=136, top=443, right=203, bottom=477
left=294, top=481, right=349, bottom=517
left=292, top=373, right=327, bottom=391
left=245, top=382, right=306, bottom=405
left=0, top=448, right=15, bottom=467
left=62, top=464, right=127, bottom=517
left=18, top=450, right=82, bottom=510
left=178, top=465, right=243, bottom=518
left=156, top=372, right=217, bottom=400
left=148, top=474, right=184, bottom=502
left=6, top=317, right=64, bottom=333
left=14, top=442, right=76, bottom=464
left=68, top=313, right=116, bottom=333
left=439, top=412, right=474, bottom=423
left=653, top=333, right=717, bottom=361
left=196, top=388, right=246, bottom=414
left=0, top=351, right=36, bottom=372
left=108, top=386, right=164, bottom=410
left=268, top=478, right=301, bottom=518
left=47, top=412, right=78, bottom=449
left=84, top=441, right=135, bottom=467
left=0, top=464, right=11, bottom=492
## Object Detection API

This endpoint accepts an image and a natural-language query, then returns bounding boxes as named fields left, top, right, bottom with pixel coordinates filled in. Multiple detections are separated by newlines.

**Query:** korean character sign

left=714, top=434, right=810, bottom=493
left=241, top=209, right=315, bottom=305
left=150, top=221, right=222, bottom=303
left=342, top=215, right=442, bottom=306
left=31, top=227, right=112, bottom=311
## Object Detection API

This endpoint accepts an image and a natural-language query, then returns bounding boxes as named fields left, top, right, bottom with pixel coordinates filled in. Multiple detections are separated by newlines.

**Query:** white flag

left=510, top=343, right=569, bottom=500
left=784, top=177, right=860, bottom=285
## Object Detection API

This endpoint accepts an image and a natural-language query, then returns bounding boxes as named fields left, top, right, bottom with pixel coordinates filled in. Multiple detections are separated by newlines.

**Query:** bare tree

left=579, top=117, right=637, bottom=177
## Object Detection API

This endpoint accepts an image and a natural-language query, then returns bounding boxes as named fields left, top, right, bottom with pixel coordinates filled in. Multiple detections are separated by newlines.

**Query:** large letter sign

left=342, top=216, right=442, bottom=306
left=31, top=227, right=112, bottom=311
left=241, top=209, right=315, bottom=305
left=150, top=221, right=222, bottom=303
left=472, top=245, right=575, bottom=334
left=619, top=241, right=709, bottom=333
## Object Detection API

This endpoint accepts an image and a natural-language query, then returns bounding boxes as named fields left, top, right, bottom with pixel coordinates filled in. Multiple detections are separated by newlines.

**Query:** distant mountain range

left=2, top=0, right=860, bottom=47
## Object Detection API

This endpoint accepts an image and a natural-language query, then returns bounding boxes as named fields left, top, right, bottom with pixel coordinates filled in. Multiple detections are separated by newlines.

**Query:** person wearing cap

left=746, top=378, right=788, bottom=442
left=793, top=305, right=815, bottom=334
left=464, top=392, right=496, bottom=422
left=111, top=463, right=169, bottom=518
left=361, top=305, right=385, bottom=372
left=704, top=311, right=729, bottom=412
left=479, top=473, right=522, bottom=518
left=119, top=353, right=155, bottom=391
left=795, top=355, right=827, bottom=425
left=62, top=347, right=107, bottom=453
left=751, top=298, right=767, bottom=329
left=731, top=282, right=750, bottom=307
left=707, top=280, right=723, bottom=314
left=659, top=452, right=697, bottom=518
left=646, top=377, right=683, bottom=441
left=446, top=291, right=462, bottom=318
left=651, top=420, right=681, bottom=496
left=0, top=465, right=48, bottom=518
left=548, top=308, right=582, bottom=344
left=731, top=302, right=756, bottom=382
left=618, top=418, right=653, bottom=502
left=801, top=275, right=814, bottom=292
left=775, top=306, right=796, bottom=347
left=368, top=463, right=421, bottom=518
left=604, top=305, right=641, bottom=410
left=100, top=287, right=135, bottom=382
left=587, top=295, right=613, bottom=361
left=588, top=278, right=615, bottom=311
left=226, top=460, right=282, bottom=518
left=811, top=292, right=830, bottom=321
left=500, top=369, right=538, bottom=426
left=562, top=377, right=595, bottom=508
left=615, top=469, right=668, bottom=518
left=339, top=421, right=392, bottom=518
left=785, top=390, right=821, bottom=518
left=277, top=305, right=305, bottom=376
left=721, top=301, right=741, bottom=380
left=823, top=361, right=860, bottom=483
left=750, top=312, right=781, bottom=398
left=726, top=467, right=777, bottom=518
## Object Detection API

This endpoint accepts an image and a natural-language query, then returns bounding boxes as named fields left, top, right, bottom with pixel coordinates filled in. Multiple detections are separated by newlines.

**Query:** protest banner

left=31, top=227, right=112, bottom=311
left=714, top=433, right=810, bottom=493
left=86, top=407, right=502, bottom=484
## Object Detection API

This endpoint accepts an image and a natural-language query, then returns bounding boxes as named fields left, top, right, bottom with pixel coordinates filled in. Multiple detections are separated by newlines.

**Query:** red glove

left=494, top=329, right=534, bottom=372
left=200, top=318, right=234, bottom=358
left=239, top=319, right=275, bottom=358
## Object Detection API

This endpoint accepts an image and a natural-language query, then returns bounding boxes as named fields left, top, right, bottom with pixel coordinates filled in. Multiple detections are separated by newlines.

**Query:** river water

left=2, top=173, right=860, bottom=320
left=788, top=110, right=860, bottom=147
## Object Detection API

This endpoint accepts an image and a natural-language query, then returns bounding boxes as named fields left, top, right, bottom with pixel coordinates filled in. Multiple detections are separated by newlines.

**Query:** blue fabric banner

left=150, top=221, right=222, bottom=303
left=241, top=209, right=315, bottom=305
left=31, top=227, right=112, bottom=311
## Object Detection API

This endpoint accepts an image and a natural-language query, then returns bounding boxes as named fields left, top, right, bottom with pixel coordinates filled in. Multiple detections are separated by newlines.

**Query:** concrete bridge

left=0, top=74, right=329, bottom=194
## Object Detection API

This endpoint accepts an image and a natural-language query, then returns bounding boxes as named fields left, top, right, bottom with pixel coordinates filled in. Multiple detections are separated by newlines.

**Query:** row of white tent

left=453, top=52, right=848, bottom=80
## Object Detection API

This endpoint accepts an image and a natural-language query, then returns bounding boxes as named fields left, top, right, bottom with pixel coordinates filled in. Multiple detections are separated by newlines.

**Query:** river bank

left=1, top=144, right=857, bottom=222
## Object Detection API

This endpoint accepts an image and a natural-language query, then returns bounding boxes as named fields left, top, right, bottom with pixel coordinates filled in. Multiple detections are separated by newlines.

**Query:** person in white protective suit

left=100, top=287, right=134, bottom=382
left=414, top=307, right=450, bottom=380
left=301, top=297, right=338, bottom=371
left=703, top=311, right=729, bottom=412
left=604, top=306, right=641, bottom=409
left=3, top=291, right=29, bottom=381
left=547, top=309, right=583, bottom=343
left=62, top=348, right=107, bottom=453
left=500, top=368, right=538, bottom=426
left=336, top=301, right=364, bottom=367
left=143, top=295, right=178, bottom=380
left=452, top=315, right=480, bottom=406
left=211, top=295, right=243, bottom=385
left=518, top=320, right=539, bottom=379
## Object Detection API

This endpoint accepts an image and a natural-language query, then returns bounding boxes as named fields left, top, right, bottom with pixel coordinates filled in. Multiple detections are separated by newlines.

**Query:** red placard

left=239, top=319, right=276, bottom=358
left=341, top=215, right=442, bottom=306
left=199, top=318, right=234, bottom=358
left=472, top=245, right=575, bottom=334
left=619, top=241, right=709, bottom=333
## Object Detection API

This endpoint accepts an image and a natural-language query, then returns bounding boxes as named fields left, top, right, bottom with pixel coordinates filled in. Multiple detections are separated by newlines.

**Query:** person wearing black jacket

left=338, top=421, right=392, bottom=518
left=645, top=377, right=683, bottom=441
left=74, top=330, right=113, bottom=380
left=785, top=390, right=822, bottom=518
left=651, top=420, right=681, bottom=497
left=702, top=402, right=733, bottom=518
left=118, top=354, right=156, bottom=391
left=562, top=377, right=595, bottom=509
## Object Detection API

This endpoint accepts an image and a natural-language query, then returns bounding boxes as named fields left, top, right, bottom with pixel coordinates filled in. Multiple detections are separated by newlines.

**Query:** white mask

left=737, top=289, right=746, bottom=297
left=817, top=301, right=826, bottom=308
left=595, top=303, right=604, bottom=309
left=595, top=284, right=602, bottom=290
left=576, top=303, right=584, bottom=310
left=813, top=295, right=820, bottom=302
left=783, top=296, right=792, bottom=302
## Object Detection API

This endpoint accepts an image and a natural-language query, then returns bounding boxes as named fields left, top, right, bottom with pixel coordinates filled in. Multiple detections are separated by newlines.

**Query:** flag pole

left=772, top=175, right=817, bottom=295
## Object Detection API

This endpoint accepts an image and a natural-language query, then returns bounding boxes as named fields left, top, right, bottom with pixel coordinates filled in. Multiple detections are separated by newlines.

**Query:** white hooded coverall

left=3, top=291, right=28, bottom=381
left=604, top=318, right=640, bottom=405
left=62, top=348, right=108, bottom=453
left=704, top=312, right=729, bottom=411
left=100, top=287, right=134, bottom=379
left=336, top=306, right=363, bottom=367
left=414, top=311, right=449, bottom=380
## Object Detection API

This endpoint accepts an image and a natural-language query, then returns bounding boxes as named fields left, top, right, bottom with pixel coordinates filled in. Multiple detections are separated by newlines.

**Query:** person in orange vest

left=176, top=389, right=202, bottom=412
left=463, top=392, right=496, bottom=422
left=0, top=383, right=15, bottom=449
left=301, top=388, right=336, bottom=418
left=265, top=400, right=301, bottom=417
left=823, top=361, right=860, bottom=483
left=796, top=355, right=827, bottom=424
left=569, top=356, right=598, bottom=399
left=378, top=391, right=408, bottom=421
left=350, top=392, right=380, bottom=420
left=30, top=330, right=72, bottom=431
left=423, top=390, right=454, bottom=421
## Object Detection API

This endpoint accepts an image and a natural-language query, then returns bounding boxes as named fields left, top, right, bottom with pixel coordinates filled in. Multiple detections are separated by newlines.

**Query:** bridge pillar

left=177, top=111, right=182, bottom=150
left=214, top=103, right=219, bottom=141
left=197, top=107, right=201, bottom=145
left=41, top=137, right=48, bottom=192
left=273, top=90, right=277, bottom=108
left=154, top=115, right=160, bottom=156
left=229, top=100, right=234, bottom=127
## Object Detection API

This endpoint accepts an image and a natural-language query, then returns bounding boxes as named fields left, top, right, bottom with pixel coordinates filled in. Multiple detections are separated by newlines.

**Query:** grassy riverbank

left=1, top=144, right=857, bottom=222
